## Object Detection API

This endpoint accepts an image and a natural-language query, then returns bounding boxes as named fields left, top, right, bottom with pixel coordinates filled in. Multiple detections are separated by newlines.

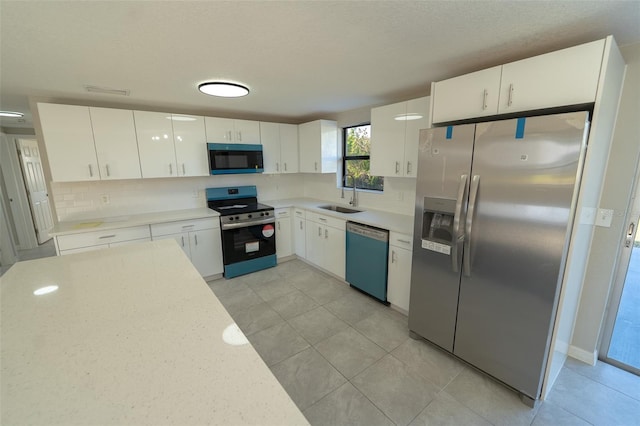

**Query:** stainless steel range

left=206, top=186, right=276, bottom=278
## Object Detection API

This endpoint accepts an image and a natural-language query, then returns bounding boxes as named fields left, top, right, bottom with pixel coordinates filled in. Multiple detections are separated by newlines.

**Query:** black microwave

left=208, top=143, right=264, bottom=175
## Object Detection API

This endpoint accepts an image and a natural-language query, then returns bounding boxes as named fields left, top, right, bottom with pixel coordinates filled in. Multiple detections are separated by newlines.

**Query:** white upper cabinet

left=279, top=124, right=299, bottom=174
left=498, top=39, right=605, bottom=113
left=431, top=67, right=502, bottom=124
left=171, top=114, right=209, bottom=177
left=260, top=122, right=299, bottom=174
left=370, top=96, right=429, bottom=177
left=298, top=120, right=337, bottom=173
left=37, top=103, right=100, bottom=182
left=134, top=111, right=178, bottom=178
left=431, top=38, right=607, bottom=124
left=205, top=117, right=260, bottom=144
left=89, top=107, right=141, bottom=180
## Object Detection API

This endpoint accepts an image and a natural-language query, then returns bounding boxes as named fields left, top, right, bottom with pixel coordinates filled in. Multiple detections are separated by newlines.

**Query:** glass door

left=600, top=179, right=640, bottom=375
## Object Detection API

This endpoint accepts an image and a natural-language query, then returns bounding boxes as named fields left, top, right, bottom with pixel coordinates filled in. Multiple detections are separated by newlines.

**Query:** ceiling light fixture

left=198, top=82, right=249, bottom=98
left=0, top=111, right=24, bottom=118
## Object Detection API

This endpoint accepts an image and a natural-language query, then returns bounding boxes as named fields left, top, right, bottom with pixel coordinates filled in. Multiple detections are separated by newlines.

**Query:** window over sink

left=343, top=124, right=383, bottom=191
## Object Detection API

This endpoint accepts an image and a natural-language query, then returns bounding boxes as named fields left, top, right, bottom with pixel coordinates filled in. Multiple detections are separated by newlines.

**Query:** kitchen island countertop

left=0, top=240, right=309, bottom=425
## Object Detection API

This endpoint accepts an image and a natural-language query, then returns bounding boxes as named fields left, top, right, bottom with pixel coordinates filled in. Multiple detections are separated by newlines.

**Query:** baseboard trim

left=568, top=345, right=598, bottom=365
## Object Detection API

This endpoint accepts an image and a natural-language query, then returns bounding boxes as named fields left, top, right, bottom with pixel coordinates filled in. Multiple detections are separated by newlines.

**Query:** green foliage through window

left=343, top=124, right=383, bottom=191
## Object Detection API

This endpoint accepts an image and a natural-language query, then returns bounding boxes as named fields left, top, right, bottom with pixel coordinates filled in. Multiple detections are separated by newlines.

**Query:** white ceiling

left=1, top=1, right=639, bottom=129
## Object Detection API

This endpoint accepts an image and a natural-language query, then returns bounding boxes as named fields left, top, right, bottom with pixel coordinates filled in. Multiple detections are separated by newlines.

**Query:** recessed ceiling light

left=198, top=82, right=249, bottom=98
left=0, top=111, right=24, bottom=118
left=394, top=113, right=423, bottom=121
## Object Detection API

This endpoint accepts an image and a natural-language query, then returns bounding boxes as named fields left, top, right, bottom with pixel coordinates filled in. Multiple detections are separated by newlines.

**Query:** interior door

left=600, top=174, right=640, bottom=375
left=17, top=139, right=53, bottom=244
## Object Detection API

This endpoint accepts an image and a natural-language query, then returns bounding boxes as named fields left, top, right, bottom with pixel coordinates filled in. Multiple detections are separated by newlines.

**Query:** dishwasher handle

left=346, top=222, right=388, bottom=242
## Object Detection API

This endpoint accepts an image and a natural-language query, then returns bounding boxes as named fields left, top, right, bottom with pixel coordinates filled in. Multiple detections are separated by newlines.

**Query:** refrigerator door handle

left=451, top=174, right=468, bottom=273
left=464, top=175, right=480, bottom=277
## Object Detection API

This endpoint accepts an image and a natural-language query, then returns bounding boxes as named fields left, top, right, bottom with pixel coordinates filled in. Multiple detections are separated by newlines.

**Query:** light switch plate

left=595, top=208, right=614, bottom=227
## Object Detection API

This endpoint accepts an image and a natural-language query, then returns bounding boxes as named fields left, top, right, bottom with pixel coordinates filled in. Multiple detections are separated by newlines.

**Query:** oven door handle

left=221, top=217, right=276, bottom=230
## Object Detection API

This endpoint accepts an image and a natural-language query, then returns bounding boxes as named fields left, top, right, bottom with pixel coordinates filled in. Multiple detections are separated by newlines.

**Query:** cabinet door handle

left=194, top=234, right=198, bottom=246
left=99, top=234, right=116, bottom=239
left=315, top=162, right=318, bottom=171
left=318, top=226, right=322, bottom=237
left=181, top=236, right=185, bottom=247
left=106, top=164, right=110, bottom=177
left=319, top=217, right=327, bottom=222
left=482, top=89, right=488, bottom=110
left=507, top=84, right=514, bottom=107
left=325, top=229, right=328, bottom=239
left=237, top=130, right=242, bottom=141
left=299, top=221, right=303, bottom=230
left=182, top=224, right=194, bottom=229
left=169, top=164, right=173, bottom=175
left=407, top=161, right=412, bottom=175
left=182, top=163, right=186, bottom=175
left=395, top=161, right=400, bottom=174
left=397, top=239, right=410, bottom=245
left=88, top=164, right=93, bottom=177
left=276, top=163, right=280, bottom=172
left=227, top=131, right=232, bottom=141
left=277, top=222, right=281, bottom=231
left=284, top=163, right=287, bottom=172
left=391, top=250, right=397, bottom=263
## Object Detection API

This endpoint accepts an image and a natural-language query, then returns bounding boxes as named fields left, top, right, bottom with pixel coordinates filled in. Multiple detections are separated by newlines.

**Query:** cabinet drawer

left=57, top=225, right=151, bottom=251
left=275, top=208, right=291, bottom=218
left=150, top=217, right=218, bottom=237
left=306, top=212, right=346, bottom=230
left=389, top=232, right=413, bottom=249
left=294, top=209, right=306, bottom=219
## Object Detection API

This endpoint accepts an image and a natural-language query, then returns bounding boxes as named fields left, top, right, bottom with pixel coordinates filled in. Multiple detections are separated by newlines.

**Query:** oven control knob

left=248, top=214, right=252, bottom=218
left=260, top=212, right=265, bottom=217
left=235, top=216, right=240, bottom=220
left=229, top=217, right=234, bottom=221
left=264, top=211, right=269, bottom=216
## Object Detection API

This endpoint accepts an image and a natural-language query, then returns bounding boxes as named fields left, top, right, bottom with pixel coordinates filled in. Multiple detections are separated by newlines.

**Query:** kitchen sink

left=318, top=205, right=362, bottom=214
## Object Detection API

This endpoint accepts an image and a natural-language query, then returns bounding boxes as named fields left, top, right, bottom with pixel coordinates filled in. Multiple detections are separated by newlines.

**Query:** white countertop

left=264, top=198, right=415, bottom=235
left=0, top=240, right=309, bottom=425
left=50, top=208, right=219, bottom=237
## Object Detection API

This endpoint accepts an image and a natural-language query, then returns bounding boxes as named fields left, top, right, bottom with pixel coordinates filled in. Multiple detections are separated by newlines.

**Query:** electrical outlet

left=101, top=194, right=110, bottom=205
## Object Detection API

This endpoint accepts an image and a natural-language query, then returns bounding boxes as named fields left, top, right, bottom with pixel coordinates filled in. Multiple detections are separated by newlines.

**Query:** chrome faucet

left=346, top=174, right=357, bottom=207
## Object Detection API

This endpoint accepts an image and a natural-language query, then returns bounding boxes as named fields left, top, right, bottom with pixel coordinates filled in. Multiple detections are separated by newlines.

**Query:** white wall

left=52, top=173, right=305, bottom=222
left=571, top=42, right=640, bottom=359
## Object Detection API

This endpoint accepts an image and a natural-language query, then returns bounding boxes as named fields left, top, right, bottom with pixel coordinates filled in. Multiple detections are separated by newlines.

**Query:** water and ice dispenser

left=421, top=197, right=456, bottom=255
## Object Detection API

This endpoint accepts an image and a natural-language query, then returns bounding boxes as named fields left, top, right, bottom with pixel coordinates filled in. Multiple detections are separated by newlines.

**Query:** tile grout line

left=564, top=364, right=640, bottom=403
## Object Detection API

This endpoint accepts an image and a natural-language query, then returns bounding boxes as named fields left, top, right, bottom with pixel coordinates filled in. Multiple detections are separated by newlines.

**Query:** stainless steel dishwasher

left=345, top=222, right=389, bottom=303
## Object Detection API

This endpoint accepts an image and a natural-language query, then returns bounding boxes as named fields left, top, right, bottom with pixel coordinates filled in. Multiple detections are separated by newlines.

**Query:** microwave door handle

left=451, top=174, right=468, bottom=273
left=463, top=175, right=480, bottom=277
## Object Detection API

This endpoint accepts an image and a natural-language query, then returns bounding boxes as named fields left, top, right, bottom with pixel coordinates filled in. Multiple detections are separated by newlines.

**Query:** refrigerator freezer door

left=409, top=124, right=475, bottom=351
left=453, top=112, right=589, bottom=399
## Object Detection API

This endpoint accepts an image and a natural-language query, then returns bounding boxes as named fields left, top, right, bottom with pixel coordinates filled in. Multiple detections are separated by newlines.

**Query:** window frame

left=342, top=123, right=383, bottom=192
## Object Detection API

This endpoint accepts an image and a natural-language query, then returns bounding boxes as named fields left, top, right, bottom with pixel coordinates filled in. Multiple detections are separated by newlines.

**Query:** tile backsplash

left=51, top=174, right=305, bottom=222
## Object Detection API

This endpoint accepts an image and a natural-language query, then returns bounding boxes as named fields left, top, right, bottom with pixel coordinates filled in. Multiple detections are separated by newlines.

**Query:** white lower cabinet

left=150, top=218, right=223, bottom=277
left=275, top=208, right=293, bottom=259
left=387, top=232, right=413, bottom=312
left=56, top=225, right=151, bottom=255
left=293, top=209, right=306, bottom=258
left=305, top=212, right=345, bottom=279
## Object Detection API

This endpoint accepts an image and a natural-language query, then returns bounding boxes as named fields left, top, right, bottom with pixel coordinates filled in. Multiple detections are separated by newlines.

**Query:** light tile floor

left=208, top=259, right=640, bottom=426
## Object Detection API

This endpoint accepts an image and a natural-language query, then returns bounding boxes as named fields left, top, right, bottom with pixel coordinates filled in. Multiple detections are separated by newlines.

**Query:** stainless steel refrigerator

left=409, top=111, right=589, bottom=403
